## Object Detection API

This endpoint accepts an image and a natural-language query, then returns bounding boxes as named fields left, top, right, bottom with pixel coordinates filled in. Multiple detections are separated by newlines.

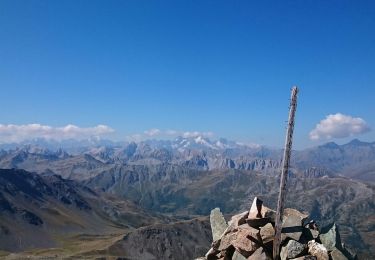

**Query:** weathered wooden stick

left=273, top=86, right=299, bottom=259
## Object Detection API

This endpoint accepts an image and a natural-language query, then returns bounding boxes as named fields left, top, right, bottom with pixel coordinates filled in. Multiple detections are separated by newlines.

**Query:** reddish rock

left=308, top=240, right=329, bottom=260
left=281, top=208, right=308, bottom=242
left=247, top=247, right=272, bottom=260
left=260, top=223, right=275, bottom=244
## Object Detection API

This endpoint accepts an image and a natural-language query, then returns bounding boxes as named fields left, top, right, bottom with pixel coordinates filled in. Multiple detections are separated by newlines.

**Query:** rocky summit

left=197, top=197, right=357, bottom=260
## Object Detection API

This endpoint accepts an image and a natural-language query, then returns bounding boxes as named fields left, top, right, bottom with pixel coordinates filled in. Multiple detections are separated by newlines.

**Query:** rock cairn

left=196, top=197, right=356, bottom=260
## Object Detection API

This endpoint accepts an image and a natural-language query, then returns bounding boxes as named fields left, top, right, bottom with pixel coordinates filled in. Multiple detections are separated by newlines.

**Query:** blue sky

left=0, top=0, right=374, bottom=149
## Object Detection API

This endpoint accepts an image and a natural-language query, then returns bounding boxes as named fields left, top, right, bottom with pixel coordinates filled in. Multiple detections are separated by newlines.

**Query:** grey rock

left=283, top=240, right=306, bottom=259
left=232, top=250, right=247, bottom=260
left=210, top=208, right=228, bottom=242
left=319, top=223, right=341, bottom=252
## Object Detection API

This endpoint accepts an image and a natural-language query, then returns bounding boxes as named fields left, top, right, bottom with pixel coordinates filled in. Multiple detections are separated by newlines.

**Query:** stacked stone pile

left=196, top=197, right=356, bottom=260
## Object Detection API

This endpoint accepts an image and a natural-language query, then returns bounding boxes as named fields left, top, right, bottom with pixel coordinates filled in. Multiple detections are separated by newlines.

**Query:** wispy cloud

left=0, top=124, right=114, bottom=143
left=127, top=129, right=214, bottom=141
left=309, top=113, right=370, bottom=140
left=144, top=128, right=161, bottom=136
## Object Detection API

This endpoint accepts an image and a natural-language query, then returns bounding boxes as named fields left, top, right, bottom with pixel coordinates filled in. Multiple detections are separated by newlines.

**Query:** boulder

left=248, top=247, right=272, bottom=260
left=308, top=240, right=329, bottom=260
left=281, top=208, right=308, bottom=242
left=210, top=208, right=228, bottom=242
left=281, top=240, right=306, bottom=259
left=319, top=223, right=341, bottom=252
left=330, top=247, right=348, bottom=260
left=260, top=223, right=275, bottom=244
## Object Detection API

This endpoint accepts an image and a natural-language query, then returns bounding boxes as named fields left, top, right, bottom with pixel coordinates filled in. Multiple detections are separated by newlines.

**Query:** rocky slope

left=0, top=169, right=166, bottom=253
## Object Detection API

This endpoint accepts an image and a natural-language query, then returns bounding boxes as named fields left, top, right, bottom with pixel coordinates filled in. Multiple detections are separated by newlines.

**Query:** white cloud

left=182, top=131, right=214, bottom=138
left=309, top=113, right=370, bottom=140
left=127, top=129, right=214, bottom=140
left=144, top=128, right=161, bottom=136
left=0, top=123, right=114, bottom=143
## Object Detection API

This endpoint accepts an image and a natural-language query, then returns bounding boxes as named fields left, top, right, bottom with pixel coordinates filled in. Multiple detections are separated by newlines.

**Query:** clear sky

left=0, top=1, right=374, bottom=149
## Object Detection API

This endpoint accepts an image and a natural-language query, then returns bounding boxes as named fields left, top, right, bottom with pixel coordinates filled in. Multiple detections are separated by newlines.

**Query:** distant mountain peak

left=319, top=141, right=340, bottom=149
left=346, top=138, right=368, bottom=146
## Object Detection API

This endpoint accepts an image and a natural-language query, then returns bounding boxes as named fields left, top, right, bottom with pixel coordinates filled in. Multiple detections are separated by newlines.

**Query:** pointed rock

left=248, top=197, right=276, bottom=220
left=308, top=240, right=329, bottom=260
left=247, top=197, right=275, bottom=228
left=210, top=208, right=228, bottom=242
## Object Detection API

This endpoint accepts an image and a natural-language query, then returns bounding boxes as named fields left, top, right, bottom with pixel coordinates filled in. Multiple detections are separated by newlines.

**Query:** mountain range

left=0, top=137, right=374, bottom=259
left=1, top=137, right=374, bottom=181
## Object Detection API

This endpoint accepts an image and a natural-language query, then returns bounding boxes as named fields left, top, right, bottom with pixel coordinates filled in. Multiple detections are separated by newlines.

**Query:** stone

left=330, top=247, right=348, bottom=260
left=308, top=240, right=329, bottom=260
left=260, top=223, right=275, bottom=244
left=282, top=240, right=306, bottom=259
left=218, top=232, right=237, bottom=251
left=232, top=250, right=247, bottom=260
left=319, top=223, right=341, bottom=252
left=223, top=211, right=249, bottom=236
left=210, top=208, right=228, bottom=242
left=237, top=223, right=261, bottom=241
left=231, top=225, right=261, bottom=256
left=248, top=197, right=276, bottom=225
left=248, top=247, right=272, bottom=260
left=280, top=245, right=288, bottom=260
left=281, top=208, right=308, bottom=242
left=228, top=211, right=249, bottom=229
